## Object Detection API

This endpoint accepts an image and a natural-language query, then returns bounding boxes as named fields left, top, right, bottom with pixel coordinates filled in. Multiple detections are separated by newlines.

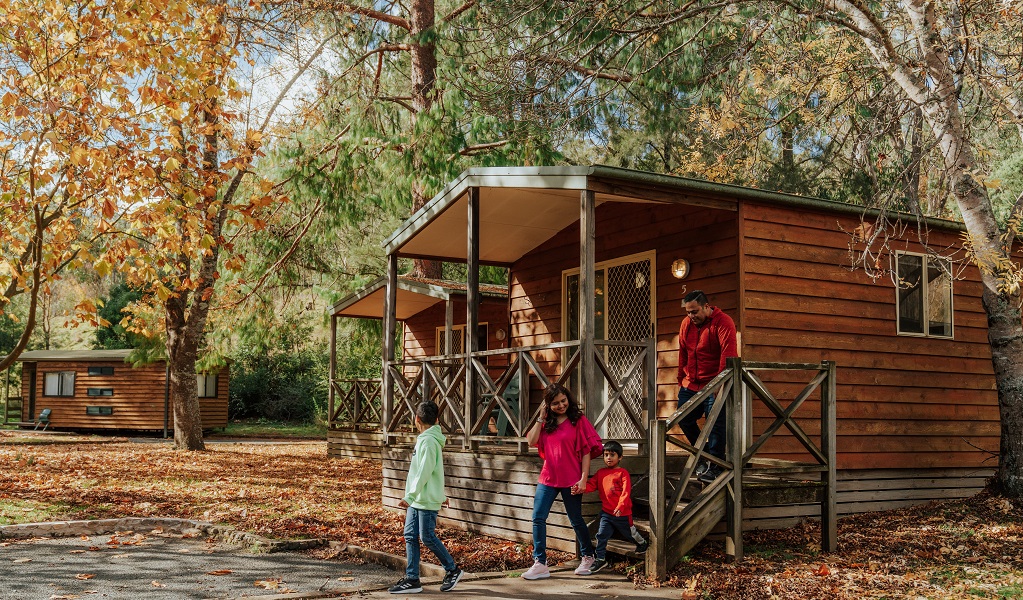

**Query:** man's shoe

left=693, top=461, right=710, bottom=478
left=389, top=577, right=423, bottom=594
left=589, top=557, right=608, bottom=573
left=698, top=465, right=722, bottom=483
left=574, top=555, right=595, bottom=575
left=440, top=568, right=464, bottom=592
left=521, top=560, right=550, bottom=580
left=634, top=541, right=649, bottom=554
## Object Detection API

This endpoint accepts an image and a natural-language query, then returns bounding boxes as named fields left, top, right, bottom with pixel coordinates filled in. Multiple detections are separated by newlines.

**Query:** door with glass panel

left=564, top=252, right=655, bottom=438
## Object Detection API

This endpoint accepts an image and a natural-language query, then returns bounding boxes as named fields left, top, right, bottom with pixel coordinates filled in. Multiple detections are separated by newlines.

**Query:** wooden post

left=647, top=418, right=667, bottom=580
left=725, top=356, right=744, bottom=562
left=328, top=314, right=337, bottom=430
left=382, top=253, right=398, bottom=445
left=444, top=297, right=454, bottom=355
left=642, top=336, right=657, bottom=456
left=465, top=186, right=480, bottom=450
left=579, top=189, right=598, bottom=423
left=518, top=350, right=529, bottom=454
left=821, top=360, right=838, bottom=552
left=2, top=365, right=9, bottom=424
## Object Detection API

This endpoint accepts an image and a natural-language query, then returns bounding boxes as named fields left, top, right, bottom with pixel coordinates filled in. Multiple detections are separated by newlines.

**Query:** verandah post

left=579, top=189, right=597, bottom=422
left=329, top=314, right=337, bottom=429
left=647, top=418, right=667, bottom=579
left=821, top=360, right=838, bottom=552
left=382, top=253, right=397, bottom=445
left=725, top=356, right=744, bottom=562
left=465, top=186, right=480, bottom=450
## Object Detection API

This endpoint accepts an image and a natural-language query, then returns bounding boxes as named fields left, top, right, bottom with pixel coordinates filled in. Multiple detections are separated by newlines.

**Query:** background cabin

left=329, top=166, right=1000, bottom=570
left=327, top=276, right=509, bottom=459
left=3, top=349, right=229, bottom=433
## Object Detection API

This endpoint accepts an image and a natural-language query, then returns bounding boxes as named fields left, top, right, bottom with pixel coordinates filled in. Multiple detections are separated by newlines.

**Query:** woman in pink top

left=521, top=384, right=603, bottom=580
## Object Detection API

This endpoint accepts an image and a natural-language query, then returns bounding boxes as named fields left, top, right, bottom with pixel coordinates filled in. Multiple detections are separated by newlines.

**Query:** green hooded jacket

left=404, top=424, right=447, bottom=511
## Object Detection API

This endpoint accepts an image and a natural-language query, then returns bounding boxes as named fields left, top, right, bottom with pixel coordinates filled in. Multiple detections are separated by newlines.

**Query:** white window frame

left=43, top=371, right=76, bottom=397
left=895, top=251, right=954, bottom=339
left=197, top=373, right=218, bottom=398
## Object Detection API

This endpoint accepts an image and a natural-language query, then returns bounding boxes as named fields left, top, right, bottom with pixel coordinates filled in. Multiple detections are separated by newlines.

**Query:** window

left=87, top=388, right=114, bottom=397
left=197, top=373, right=218, bottom=398
left=896, top=252, right=953, bottom=338
left=88, top=366, right=115, bottom=376
left=86, top=406, right=113, bottom=416
left=435, top=323, right=488, bottom=356
left=43, top=371, right=75, bottom=396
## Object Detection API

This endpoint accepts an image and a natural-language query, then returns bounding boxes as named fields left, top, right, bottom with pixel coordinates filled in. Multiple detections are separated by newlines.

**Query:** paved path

left=0, top=532, right=393, bottom=599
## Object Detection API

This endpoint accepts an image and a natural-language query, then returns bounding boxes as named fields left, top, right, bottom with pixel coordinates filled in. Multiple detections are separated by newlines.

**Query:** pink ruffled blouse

left=536, top=416, right=604, bottom=488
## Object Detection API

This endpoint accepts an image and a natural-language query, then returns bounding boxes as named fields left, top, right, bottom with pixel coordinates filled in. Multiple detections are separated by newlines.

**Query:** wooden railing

left=328, top=378, right=382, bottom=431
left=3, top=396, right=24, bottom=425
left=647, top=358, right=837, bottom=578
left=383, top=338, right=657, bottom=450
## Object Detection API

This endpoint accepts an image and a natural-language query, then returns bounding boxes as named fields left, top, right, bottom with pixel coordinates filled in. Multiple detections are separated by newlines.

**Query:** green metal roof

left=13, top=349, right=137, bottom=362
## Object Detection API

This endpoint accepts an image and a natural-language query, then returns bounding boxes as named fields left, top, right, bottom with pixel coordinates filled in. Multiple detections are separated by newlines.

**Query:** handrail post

left=518, top=351, right=529, bottom=454
left=725, top=357, right=744, bottom=562
left=421, top=363, right=432, bottom=431
left=328, top=315, right=337, bottom=430
left=821, top=360, right=838, bottom=552
left=647, top=418, right=667, bottom=580
left=643, top=337, right=657, bottom=456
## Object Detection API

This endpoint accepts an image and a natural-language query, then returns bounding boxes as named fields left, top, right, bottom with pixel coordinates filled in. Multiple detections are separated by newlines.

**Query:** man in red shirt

left=677, top=290, right=738, bottom=482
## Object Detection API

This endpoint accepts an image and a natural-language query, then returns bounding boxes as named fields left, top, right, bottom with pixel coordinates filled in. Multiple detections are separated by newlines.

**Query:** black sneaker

left=698, top=465, right=722, bottom=483
left=635, top=541, right=649, bottom=554
left=589, top=557, right=608, bottom=573
left=693, top=460, right=710, bottom=478
left=440, top=568, right=464, bottom=592
left=389, top=577, right=423, bottom=594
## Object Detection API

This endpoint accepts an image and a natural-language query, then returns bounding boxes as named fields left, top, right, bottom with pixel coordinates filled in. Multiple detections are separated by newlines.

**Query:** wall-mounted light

left=495, top=328, right=507, bottom=341
left=671, top=259, right=691, bottom=280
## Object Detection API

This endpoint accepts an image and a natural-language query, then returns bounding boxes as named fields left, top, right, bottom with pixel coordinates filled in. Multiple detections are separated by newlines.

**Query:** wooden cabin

left=327, top=276, right=510, bottom=458
left=4, top=349, right=229, bottom=432
left=329, top=166, right=1000, bottom=575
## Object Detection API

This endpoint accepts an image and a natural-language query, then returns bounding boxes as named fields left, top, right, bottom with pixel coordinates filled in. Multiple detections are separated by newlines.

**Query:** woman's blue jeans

left=404, top=506, right=456, bottom=580
left=531, top=483, right=594, bottom=564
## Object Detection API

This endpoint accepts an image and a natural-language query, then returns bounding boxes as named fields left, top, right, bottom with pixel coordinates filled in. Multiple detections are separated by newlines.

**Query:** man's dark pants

left=677, top=386, right=725, bottom=460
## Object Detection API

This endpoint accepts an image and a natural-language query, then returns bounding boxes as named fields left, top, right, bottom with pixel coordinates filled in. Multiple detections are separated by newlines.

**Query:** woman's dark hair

left=542, top=383, right=583, bottom=433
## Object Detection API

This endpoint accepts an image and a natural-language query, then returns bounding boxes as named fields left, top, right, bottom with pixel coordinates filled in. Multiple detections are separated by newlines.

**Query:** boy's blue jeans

left=404, top=506, right=456, bottom=580
left=531, top=483, right=594, bottom=564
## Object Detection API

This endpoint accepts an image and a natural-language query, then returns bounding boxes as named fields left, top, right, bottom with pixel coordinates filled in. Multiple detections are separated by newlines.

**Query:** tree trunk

left=983, top=290, right=1023, bottom=495
left=166, top=294, right=206, bottom=451
left=409, top=0, right=442, bottom=280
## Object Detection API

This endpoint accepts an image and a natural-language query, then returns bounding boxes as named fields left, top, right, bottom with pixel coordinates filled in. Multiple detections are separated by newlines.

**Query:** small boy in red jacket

left=581, top=440, right=648, bottom=573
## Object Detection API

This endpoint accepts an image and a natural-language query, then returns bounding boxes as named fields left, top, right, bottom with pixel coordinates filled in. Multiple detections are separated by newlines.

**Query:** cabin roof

left=382, top=165, right=963, bottom=265
left=13, top=349, right=135, bottom=362
left=331, top=275, right=507, bottom=320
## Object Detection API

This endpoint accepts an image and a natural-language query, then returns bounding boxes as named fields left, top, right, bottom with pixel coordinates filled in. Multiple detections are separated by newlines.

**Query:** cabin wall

left=402, top=297, right=510, bottom=364
left=739, top=201, right=999, bottom=471
left=509, top=201, right=740, bottom=417
left=21, top=361, right=229, bottom=431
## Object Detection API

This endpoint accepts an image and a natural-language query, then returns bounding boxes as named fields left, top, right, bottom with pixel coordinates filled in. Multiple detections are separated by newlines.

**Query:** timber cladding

left=20, top=360, right=229, bottom=431
left=738, top=201, right=998, bottom=471
left=509, top=200, right=739, bottom=416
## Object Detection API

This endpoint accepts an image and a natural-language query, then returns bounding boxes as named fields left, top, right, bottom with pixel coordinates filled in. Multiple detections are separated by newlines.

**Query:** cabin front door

left=564, top=251, right=655, bottom=438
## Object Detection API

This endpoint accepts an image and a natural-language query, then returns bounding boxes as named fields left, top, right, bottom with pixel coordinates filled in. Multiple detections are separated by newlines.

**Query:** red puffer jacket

left=677, top=307, right=738, bottom=391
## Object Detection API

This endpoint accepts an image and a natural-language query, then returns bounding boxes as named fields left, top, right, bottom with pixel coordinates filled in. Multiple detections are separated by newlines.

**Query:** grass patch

left=0, top=498, right=74, bottom=525
left=211, top=418, right=326, bottom=439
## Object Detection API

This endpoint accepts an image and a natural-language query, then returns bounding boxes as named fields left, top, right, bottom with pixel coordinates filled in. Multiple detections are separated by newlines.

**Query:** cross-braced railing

left=647, top=358, right=837, bottom=579
left=383, top=338, right=657, bottom=450
left=328, top=379, right=382, bottom=431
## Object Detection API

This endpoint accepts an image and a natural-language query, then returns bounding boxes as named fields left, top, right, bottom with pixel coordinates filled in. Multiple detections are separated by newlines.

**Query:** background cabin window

left=87, top=366, right=115, bottom=376
left=43, top=371, right=75, bottom=396
left=897, top=252, right=953, bottom=338
left=435, top=323, right=488, bottom=356
left=197, top=373, right=218, bottom=398
left=87, top=388, right=114, bottom=397
left=86, top=406, right=113, bottom=416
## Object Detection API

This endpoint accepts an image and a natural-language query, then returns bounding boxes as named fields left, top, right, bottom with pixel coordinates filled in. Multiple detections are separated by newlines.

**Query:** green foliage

left=92, top=282, right=145, bottom=350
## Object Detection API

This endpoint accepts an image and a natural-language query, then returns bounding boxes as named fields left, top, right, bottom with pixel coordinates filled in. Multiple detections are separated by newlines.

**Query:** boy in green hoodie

left=389, top=401, right=464, bottom=594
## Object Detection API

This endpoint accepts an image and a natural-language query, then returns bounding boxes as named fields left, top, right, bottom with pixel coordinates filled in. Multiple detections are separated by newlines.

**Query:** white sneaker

left=522, top=560, right=550, bottom=580
left=574, top=555, right=595, bottom=575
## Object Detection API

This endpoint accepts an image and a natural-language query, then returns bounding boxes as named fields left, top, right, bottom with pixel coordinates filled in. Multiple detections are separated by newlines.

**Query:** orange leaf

left=814, top=564, right=831, bottom=576
left=207, top=570, right=233, bottom=576
left=75, top=573, right=96, bottom=580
